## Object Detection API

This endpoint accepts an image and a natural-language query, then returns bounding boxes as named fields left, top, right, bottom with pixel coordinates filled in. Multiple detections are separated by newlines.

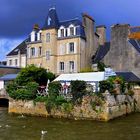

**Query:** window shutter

left=35, top=47, right=38, bottom=57
left=57, top=62, right=60, bottom=74
left=58, top=29, right=61, bottom=37
left=66, top=43, right=69, bottom=54
left=67, top=28, right=70, bottom=36
left=65, top=62, right=69, bottom=73
left=74, top=42, right=77, bottom=53
left=37, top=33, right=40, bottom=41
left=74, top=27, right=76, bottom=35
left=28, top=48, right=30, bottom=58
left=74, top=61, right=77, bottom=73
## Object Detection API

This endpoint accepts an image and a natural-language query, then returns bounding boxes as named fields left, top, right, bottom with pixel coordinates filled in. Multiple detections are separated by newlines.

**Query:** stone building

left=93, top=24, right=140, bottom=77
left=26, top=7, right=100, bottom=75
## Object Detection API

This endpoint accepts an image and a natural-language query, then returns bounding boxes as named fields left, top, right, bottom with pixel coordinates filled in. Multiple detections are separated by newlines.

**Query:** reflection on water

left=0, top=107, right=140, bottom=140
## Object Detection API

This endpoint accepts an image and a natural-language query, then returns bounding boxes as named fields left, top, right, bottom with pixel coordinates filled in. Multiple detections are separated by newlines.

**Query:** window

left=60, top=62, right=64, bottom=71
left=69, top=61, right=74, bottom=72
left=35, top=33, right=37, bottom=41
left=15, top=59, right=18, bottom=66
left=60, top=29, right=64, bottom=37
left=69, top=42, right=74, bottom=53
left=70, top=27, right=74, bottom=36
left=46, top=33, right=50, bottom=42
left=31, top=48, right=35, bottom=56
left=9, top=60, right=12, bottom=66
left=46, top=51, right=50, bottom=60
left=39, top=47, right=42, bottom=56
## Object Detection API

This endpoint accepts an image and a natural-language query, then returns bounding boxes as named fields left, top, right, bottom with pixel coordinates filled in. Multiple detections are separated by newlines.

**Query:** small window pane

left=15, top=59, right=18, bottom=66
left=70, top=27, right=74, bottom=36
left=31, top=48, right=35, bottom=56
left=46, top=51, right=50, bottom=60
left=9, top=60, right=12, bottom=66
left=61, top=29, right=64, bottom=37
left=69, top=43, right=74, bottom=52
left=60, top=62, right=64, bottom=71
left=69, top=61, right=74, bottom=72
left=46, top=33, right=50, bottom=42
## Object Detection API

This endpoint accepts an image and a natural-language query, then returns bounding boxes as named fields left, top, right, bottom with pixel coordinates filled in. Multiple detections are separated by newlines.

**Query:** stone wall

left=9, top=98, right=48, bottom=117
left=8, top=95, right=134, bottom=121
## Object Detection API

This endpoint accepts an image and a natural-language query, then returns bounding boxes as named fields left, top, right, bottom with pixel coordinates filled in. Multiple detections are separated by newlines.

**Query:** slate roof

left=7, top=39, right=27, bottom=56
left=128, top=39, right=140, bottom=53
left=92, top=42, right=110, bottom=63
left=43, top=7, right=59, bottom=29
left=0, top=65, right=20, bottom=69
left=42, top=8, right=86, bottom=38
left=59, top=19, right=82, bottom=27
left=0, top=74, right=17, bottom=81
left=130, top=27, right=140, bottom=33
left=116, top=72, right=140, bottom=83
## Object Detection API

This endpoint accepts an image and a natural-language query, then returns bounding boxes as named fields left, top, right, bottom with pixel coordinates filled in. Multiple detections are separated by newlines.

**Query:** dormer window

left=70, top=27, right=74, bottom=36
left=60, top=29, right=65, bottom=37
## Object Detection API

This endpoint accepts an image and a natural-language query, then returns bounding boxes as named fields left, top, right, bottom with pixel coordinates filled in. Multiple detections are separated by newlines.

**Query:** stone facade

left=104, top=24, right=140, bottom=77
left=96, top=25, right=106, bottom=45
left=26, top=8, right=99, bottom=75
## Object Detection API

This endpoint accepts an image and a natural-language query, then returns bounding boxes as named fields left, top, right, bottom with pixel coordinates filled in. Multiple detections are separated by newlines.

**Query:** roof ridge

left=60, top=18, right=80, bottom=23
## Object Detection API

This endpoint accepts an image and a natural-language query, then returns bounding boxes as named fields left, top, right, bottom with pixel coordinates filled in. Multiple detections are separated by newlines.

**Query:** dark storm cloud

left=1, top=0, right=140, bottom=60
left=0, top=0, right=83, bottom=38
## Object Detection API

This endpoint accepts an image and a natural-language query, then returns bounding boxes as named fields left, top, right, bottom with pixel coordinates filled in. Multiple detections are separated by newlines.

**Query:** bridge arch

left=0, top=98, right=9, bottom=107
left=0, top=89, right=9, bottom=107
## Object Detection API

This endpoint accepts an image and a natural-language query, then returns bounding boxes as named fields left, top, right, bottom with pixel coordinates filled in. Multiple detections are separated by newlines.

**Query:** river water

left=0, top=107, right=140, bottom=140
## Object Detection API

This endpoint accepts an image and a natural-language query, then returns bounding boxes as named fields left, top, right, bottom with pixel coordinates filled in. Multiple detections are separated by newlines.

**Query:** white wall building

left=6, top=40, right=27, bottom=68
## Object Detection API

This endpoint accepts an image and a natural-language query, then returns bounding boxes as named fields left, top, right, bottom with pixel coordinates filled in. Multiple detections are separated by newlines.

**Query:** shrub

left=34, top=95, right=48, bottom=103
left=62, top=102, right=74, bottom=113
left=71, top=80, right=87, bottom=102
left=7, top=81, right=39, bottom=100
left=55, top=95, right=67, bottom=106
left=15, top=65, right=55, bottom=86
left=99, top=80, right=113, bottom=93
left=48, top=81, right=62, bottom=97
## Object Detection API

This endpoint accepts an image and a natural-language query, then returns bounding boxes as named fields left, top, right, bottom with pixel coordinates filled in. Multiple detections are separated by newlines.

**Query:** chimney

left=96, top=25, right=106, bottom=45
left=33, top=24, right=40, bottom=31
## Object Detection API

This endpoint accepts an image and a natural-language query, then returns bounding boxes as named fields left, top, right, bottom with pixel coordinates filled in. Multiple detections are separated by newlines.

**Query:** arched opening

left=0, top=98, right=9, bottom=107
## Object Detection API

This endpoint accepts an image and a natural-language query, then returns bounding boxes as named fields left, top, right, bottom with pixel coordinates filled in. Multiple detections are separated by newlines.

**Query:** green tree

left=16, top=65, right=55, bottom=86
left=71, top=80, right=87, bottom=102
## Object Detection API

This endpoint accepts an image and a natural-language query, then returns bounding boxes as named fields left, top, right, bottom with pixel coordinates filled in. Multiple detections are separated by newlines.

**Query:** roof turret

left=43, top=7, right=59, bottom=29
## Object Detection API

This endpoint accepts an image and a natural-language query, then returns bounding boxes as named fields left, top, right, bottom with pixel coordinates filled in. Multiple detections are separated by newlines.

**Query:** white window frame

left=9, top=60, right=12, bottom=66
left=67, top=24, right=76, bottom=36
left=31, top=47, right=35, bottom=57
left=58, top=26, right=66, bottom=37
left=69, top=61, right=74, bottom=72
left=69, top=42, right=74, bottom=53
